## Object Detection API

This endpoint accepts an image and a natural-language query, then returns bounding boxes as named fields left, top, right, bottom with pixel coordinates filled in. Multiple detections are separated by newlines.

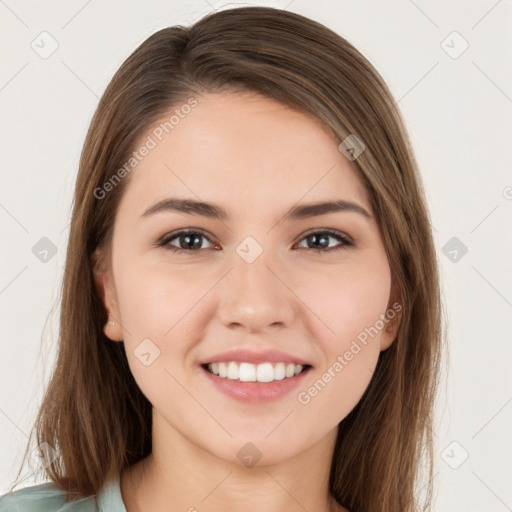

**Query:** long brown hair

left=9, top=6, right=443, bottom=511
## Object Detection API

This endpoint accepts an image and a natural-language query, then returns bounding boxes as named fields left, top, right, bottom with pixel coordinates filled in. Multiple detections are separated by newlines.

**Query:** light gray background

left=1, top=1, right=511, bottom=510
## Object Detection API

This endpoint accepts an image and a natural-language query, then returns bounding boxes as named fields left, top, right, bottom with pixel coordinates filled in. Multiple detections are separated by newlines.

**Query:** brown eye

left=158, top=228, right=353, bottom=254
left=159, top=230, right=216, bottom=253
left=296, top=229, right=353, bottom=252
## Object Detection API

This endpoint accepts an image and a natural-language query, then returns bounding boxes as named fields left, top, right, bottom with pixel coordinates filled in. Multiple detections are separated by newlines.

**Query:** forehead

left=117, top=92, right=370, bottom=217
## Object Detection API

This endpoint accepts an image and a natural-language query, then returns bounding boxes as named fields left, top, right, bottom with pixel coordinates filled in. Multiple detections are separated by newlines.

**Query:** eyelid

left=158, top=227, right=354, bottom=252
left=297, top=227, right=353, bottom=245
left=157, top=227, right=216, bottom=247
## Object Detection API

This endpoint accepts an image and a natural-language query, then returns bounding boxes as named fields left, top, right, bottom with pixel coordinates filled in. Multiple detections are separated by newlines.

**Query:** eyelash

left=157, top=228, right=354, bottom=254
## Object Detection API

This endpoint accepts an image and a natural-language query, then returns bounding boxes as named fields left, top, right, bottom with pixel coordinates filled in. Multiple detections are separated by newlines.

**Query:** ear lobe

left=379, top=295, right=403, bottom=352
left=380, top=315, right=399, bottom=351
left=91, top=247, right=123, bottom=341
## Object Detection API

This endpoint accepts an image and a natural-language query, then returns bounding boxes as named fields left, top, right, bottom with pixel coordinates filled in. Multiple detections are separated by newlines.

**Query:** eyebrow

left=141, top=198, right=372, bottom=221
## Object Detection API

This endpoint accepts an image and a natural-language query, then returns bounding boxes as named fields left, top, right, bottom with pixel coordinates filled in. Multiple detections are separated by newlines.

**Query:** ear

left=379, top=286, right=403, bottom=352
left=91, top=247, right=123, bottom=342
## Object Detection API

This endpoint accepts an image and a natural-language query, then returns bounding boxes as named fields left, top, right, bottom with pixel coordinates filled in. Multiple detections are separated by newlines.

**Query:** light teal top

left=0, top=474, right=126, bottom=511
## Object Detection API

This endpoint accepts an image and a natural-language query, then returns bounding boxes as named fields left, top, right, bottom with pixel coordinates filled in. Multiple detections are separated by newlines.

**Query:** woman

left=0, top=5, right=442, bottom=511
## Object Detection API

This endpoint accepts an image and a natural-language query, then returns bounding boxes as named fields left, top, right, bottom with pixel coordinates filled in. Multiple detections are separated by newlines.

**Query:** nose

left=216, top=251, right=298, bottom=333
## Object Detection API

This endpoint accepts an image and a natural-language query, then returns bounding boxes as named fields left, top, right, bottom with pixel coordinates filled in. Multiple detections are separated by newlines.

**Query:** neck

left=120, top=417, right=346, bottom=512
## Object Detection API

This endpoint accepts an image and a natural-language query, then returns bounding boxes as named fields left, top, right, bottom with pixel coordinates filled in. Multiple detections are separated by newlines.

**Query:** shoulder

left=0, top=483, right=97, bottom=512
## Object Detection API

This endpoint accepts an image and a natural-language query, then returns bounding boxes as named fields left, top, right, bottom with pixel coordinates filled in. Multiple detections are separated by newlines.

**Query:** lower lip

left=200, top=365, right=311, bottom=404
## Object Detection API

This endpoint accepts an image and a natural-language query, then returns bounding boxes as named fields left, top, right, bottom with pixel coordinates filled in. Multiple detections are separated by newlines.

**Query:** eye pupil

left=162, top=229, right=350, bottom=254
left=309, top=233, right=329, bottom=249
left=182, top=234, right=203, bottom=249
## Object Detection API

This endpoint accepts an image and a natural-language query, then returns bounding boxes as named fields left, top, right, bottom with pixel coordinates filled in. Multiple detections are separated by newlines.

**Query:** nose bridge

left=217, top=240, right=296, bottom=331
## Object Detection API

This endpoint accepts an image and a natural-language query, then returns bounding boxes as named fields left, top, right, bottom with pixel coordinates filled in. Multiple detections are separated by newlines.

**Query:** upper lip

left=199, top=348, right=312, bottom=367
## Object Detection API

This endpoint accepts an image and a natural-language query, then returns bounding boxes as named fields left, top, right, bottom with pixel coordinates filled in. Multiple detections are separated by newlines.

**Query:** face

left=94, top=92, right=400, bottom=466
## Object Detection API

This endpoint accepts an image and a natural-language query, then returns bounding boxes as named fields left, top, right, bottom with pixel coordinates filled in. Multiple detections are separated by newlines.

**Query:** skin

left=94, top=92, right=401, bottom=512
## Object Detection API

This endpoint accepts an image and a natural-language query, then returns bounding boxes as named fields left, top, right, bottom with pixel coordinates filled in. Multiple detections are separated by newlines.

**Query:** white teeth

left=227, top=361, right=239, bottom=379
left=285, top=363, right=295, bottom=378
left=239, top=362, right=256, bottom=382
left=206, top=361, right=307, bottom=382
left=274, top=362, right=286, bottom=380
left=218, top=362, right=227, bottom=378
left=257, top=362, right=274, bottom=383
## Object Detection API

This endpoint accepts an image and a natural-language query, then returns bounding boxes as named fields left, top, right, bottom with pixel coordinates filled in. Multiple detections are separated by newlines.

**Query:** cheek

left=296, top=344, right=380, bottom=442
left=299, top=257, right=392, bottom=347
left=294, top=259, right=390, bottom=416
left=113, top=255, right=204, bottom=339
left=113, top=264, right=195, bottom=413
left=301, top=265, right=390, bottom=428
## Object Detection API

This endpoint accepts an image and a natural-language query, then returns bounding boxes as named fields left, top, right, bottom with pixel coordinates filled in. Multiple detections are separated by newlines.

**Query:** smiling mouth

left=201, top=361, right=312, bottom=383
